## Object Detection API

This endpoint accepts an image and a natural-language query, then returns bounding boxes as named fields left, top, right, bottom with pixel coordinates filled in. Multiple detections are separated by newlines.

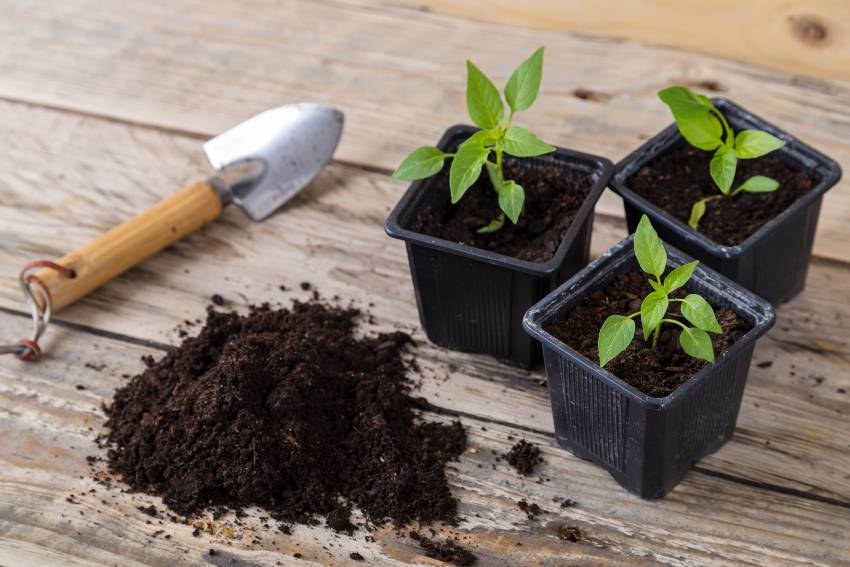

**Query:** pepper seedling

left=391, top=47, right=555, bottom=233
left=597, top=215, right=723, bottom=367
left=658, top=86, right=786, bottom=230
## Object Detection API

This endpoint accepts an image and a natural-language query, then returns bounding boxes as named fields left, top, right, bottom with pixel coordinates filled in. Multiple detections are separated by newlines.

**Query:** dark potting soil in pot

left=103, top=300, right=466, bottom=530
left=626, top=143, right=817, bottom=246
left=544, top=272, right=751, bottom=397
left=413, top=155, right=594, bottom=262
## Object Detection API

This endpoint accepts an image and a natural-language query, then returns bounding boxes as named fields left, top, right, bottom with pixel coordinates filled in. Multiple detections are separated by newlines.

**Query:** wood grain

left=36, top=181, right=222, bottom=311
left=0, top=323, right=847, bottom=566
left=0, top=2, right=848, bottom=564
left=390, top=0, right=850, bottom=81
left=0, top=0, right=847, bottom=261
left=0, top=99, right=847, bottom=514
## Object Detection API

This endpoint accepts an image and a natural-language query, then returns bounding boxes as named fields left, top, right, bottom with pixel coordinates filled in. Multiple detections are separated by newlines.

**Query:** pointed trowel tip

left=313, top=104, right=345, bottom=139
left=204, top=103, right=346, bottom=222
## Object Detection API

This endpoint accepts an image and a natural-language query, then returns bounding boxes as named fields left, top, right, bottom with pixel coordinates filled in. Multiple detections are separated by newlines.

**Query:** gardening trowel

left=34, top=103, right=344, bottom=314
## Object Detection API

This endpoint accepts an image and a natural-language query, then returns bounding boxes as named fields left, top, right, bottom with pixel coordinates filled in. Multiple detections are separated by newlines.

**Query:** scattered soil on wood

left=626, top=143, right=817, bottom=246
left=103, top=300, right=466, bottom=531
left=413, top=151, right=594, bottom=262
left=504, top=439, right=542, bottom=476
left=411, top=532, right=477, bottom=566
left=557, top=525, right=581, bottom=542
left=545, top=272, right=751, bottom=397
left=517, top=499, right=545, bottom=521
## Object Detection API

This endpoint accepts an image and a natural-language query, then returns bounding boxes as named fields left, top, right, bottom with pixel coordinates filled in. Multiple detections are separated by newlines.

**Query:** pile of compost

left=103, top=300, right=466, bottom=530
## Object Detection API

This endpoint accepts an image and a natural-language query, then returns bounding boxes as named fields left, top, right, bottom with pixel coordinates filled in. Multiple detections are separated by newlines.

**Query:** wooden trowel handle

left=35, top=181, right=223, bottom=312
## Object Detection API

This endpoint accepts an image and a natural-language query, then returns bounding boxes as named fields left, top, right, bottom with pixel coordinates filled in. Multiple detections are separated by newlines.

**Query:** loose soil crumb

left=136, top=504, right=158, bottom=517
left=413, top=150, right=594, bottom=262
left=349, top=552, right=365, bottom=561
left=517, top=499, right=544, bottom=521
left=326, top=503, right=356, bottom=535
left=210, top=294, right=225, bottom=306
left=104, top=300, right=466, bottom=531
left=545, top=272, right=751, bottom=397
left=626, top=143, right=817, bottom=245
left=504, top=439, right=543, bottom=476
left=557, top=525, right=581, bottom=542
left=411, top=532, right=477, bottom=566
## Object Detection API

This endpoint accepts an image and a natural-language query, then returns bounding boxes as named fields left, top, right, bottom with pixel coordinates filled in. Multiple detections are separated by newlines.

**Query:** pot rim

left=523, top=234, right=776, bottom=407
left=609, top=98, right=843, bottom=259
left=385, top=124, right=614, bottom=277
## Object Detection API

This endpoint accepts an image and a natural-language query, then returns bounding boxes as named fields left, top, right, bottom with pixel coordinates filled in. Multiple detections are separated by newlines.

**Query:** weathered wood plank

left=0, top=325, right=848, bottom=566
left=390, top=0, right=850, bottom=81
left=0, top=100, right=848, bottom=511
left=0, top=0, right=848, bottom=260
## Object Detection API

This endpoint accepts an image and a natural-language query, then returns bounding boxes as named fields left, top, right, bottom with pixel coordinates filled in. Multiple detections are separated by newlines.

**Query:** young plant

left=597, top=215, right=722, bottom=367
left=391, top=47, right=555, bottom=233
left=658, top=86, right=786, bottom=230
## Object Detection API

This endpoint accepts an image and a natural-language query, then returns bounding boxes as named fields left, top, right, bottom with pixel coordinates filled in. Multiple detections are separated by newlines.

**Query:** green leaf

left=598, top=315, right=635, bottom=367
left=477, top=214, right=505, bottom=234
left=736, top=175, right=779, bottom=194
left=391, top=146, right=451, bottom=180
left=460, top=129, right=499, bottom=149
left=679, top=327, right=715, bottom=363
left=634, top=215, right=667, bottom=278
left=677, top=112, right=724, bottom=151
left=466, top=60, right=504, bottom=129
left=658, top=86, right=714, bottom=120
left=504, top=47, right=544, bottom=113
left=680, top=294, right=722, bottom=333
left=648, top=279, right=665, bottom=293
left=498, top=180, right=525, bottom=224
left=710, top=146, right=737, bottom=194
left=688, top=199, right=707, bottom=230
left=734, top=130, right=785, bottom=159
left=449, top=143, right=489, bottom=203
left=501, top=126, right=555, bottom=157
left=640, top=291, right=669, bottom=340
left=663, top=260, right=698, bottom=292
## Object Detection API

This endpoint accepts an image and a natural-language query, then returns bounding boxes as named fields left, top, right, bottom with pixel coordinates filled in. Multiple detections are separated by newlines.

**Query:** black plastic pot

left=523, top=235, right=775, bottom=498
left=385, top=125, right=614, bottom=368
left=611, top=98, right=842, bottom=305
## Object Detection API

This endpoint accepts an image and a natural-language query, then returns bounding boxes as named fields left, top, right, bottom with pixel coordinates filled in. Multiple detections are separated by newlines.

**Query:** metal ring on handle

left=0, top=261, right=74, bottom=361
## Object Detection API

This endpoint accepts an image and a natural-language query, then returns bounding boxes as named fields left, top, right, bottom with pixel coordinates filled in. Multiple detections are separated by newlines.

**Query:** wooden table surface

left=0, top=1, right=848, bottom=565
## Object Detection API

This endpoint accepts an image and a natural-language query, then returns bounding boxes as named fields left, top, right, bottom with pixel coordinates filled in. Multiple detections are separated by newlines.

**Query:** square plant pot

left=385, top=125, right=614, bottom=368
left=610, top=98, right=842, bottom=305
left=523, top=235, right=775, bottom=498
